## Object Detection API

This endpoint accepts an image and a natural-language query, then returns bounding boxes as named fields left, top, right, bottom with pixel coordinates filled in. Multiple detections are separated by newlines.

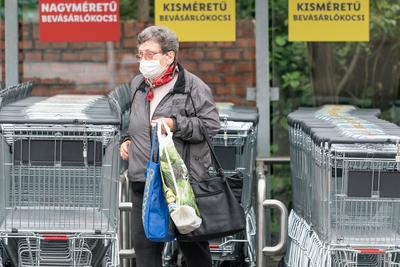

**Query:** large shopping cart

left=162, top=103, right=259, bottom=267
left=0, top=83, right=121, bottom=267
left=285, top=105, right=400, bottom=266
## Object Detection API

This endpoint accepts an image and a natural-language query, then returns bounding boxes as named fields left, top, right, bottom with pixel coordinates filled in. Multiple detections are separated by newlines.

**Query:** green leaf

left=290, top=80, right=300, bottom=88
left=275, top=36, right=287, bottom=47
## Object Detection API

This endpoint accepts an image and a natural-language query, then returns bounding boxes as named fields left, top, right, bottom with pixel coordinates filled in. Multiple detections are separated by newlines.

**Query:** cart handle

left=119, top=170, right=136, bottom=259
left=256, top=162, right=288, bottom=267
left=262, top=199, right=288, bottom=255
left=119, top=170, right=133, bottom=212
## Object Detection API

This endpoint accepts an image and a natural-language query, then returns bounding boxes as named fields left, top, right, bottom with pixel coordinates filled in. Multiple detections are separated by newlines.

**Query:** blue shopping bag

left=142, top=125, right=175, bottom=242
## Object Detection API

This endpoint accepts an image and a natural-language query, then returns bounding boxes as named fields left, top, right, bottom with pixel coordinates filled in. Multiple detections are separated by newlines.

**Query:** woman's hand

left=152, top=118, right=175, bottom=134
left=120, top=140, right=132, bottom=160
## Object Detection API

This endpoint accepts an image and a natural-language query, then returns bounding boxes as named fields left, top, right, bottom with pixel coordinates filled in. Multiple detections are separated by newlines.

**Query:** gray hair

left=137, top=26, right=179, bottom=55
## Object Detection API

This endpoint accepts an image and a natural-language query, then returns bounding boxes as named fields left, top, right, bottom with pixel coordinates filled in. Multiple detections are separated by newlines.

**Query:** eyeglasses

left=135, top=50, right=163, bottom=61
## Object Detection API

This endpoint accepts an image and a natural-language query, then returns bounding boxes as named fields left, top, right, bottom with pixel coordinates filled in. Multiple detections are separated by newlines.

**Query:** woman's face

left=137, top=40, right=175, bottom=66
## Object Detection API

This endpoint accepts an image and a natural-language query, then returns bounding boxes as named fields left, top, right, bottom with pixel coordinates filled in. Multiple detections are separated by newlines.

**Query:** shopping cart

left=0, top=83, right=121, bottom=267
left=208, top=104, right=258, bottom=266
left=162, top=104, right=259, bottom=267
left=285, top=105, right=400, bottom=266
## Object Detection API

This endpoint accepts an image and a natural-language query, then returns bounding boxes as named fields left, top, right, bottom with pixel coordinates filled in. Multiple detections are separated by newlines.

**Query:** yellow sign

left=155, top=0, right=235, bottom=42
left=289, top=0, right=370, bottom=42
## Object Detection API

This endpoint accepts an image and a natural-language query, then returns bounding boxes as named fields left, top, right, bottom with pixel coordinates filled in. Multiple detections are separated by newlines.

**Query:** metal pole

left=255, top=0, right=272, bottom=251
left=118, top=172, right=135, bottom=265
left=119, top=179, right=130, bottom=267
left=255, top=0, right=270, bottom=159
left=256, top=162, right=267, bottom=267
left=5, top=0, right=19, bottom=87
left=257, top=157, right=291, bottom=165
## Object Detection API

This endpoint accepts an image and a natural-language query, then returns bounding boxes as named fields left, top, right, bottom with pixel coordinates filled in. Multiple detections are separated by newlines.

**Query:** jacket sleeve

left=171, top=79, right=220, bottom=143
left=120, top=75, right=144, bottom=145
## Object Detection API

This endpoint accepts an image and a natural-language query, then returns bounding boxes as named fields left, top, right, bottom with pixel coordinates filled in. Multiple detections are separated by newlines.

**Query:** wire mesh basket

left=0, top=124, right=120, bottom=233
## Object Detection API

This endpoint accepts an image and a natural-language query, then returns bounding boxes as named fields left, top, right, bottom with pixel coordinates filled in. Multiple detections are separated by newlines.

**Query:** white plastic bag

left=157, top=121, right=201, bottom=234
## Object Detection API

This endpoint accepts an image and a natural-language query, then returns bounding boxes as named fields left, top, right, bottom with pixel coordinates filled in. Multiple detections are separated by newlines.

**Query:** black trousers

left=131, top=185, right=212, bottom=267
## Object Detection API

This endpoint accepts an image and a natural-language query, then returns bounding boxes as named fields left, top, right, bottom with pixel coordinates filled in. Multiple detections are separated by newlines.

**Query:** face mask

left=139, top=59, right=166, bottom=80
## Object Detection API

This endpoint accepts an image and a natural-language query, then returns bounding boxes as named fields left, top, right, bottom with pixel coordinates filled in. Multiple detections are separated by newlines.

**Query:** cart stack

left=0, top=83, right=121, bottom=267
left=285, top=105, right=400, bottom=266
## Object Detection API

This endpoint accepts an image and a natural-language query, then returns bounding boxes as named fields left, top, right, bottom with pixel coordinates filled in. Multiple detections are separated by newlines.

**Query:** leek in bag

left=157, top=121, right=201, bottom=234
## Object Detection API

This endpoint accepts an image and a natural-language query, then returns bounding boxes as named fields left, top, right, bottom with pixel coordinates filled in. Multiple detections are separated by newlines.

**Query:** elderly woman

left=119, top=26, right=220, bottom=267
